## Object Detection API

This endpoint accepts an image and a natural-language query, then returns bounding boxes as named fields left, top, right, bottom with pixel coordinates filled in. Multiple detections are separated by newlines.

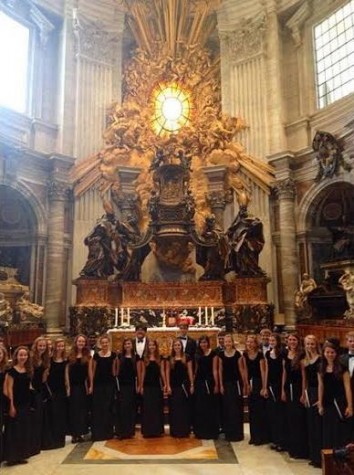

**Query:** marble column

left=45, top=180, right=68, bottom=333
left=275, top=178, right=298, bottom=328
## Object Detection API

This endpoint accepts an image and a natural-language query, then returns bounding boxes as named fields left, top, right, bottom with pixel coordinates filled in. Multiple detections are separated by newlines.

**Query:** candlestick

left=162, top=308, right=166, bottom=328
left=211, top=307, right=215, bottom=326
left=204, top=306, right=208, bottom=326
left=120, top=307, right=124, bottom=326
left=114, top=308, right=118, bottom=327
left=127, top=307, right=131, bottom=326
left=198, top=307, right=202, bottom=325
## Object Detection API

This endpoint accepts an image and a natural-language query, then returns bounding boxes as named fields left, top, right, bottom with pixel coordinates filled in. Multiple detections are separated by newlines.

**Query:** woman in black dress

left=42, top=338, right=68, bottom=449
left=301, top=334, right=322, bottom=468
left=165, top=339, right=193, bottom=437
left=264, top=333, right=286, bottom=452
left=282, top=333, right=308, bottom=459
left=318, top=341, right=353, bottom=449
left=0, top=345, right=9, bottom=462
left=115, top=338, right=137, bottom=439
left=218, top=334, right=245, bottom=442
left=3, top=346, right=32, bottom=465
left=31, top=336, right=50, bottom=455
left=91, top=334, right=116, bottom=441
left=139, top=339, right=165, bottom=438
left=244, top=334, right=268, bottom=445
left=193, top=335, right=219, bottom=440
left=65, top=334, right=92, bottom=443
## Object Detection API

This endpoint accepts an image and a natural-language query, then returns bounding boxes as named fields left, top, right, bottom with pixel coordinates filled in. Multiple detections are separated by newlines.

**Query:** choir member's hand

left=219, top=385, right=224, bottom=395
left=281, top=390, right=286, bottom=402
left=66, top=388, right=70, bottom=397
left=299, top=393, right=305, bottom=406
left=243, top=384, right=250, bottom=397
left=140, top=386, right=144, bottom=395
left=261, top=388, right=269, bottom=398
left=190, top=384, right=194, bottom=395
left=345, top=406, right=353, bottom=418
left=214, top=385, right=219, bottom=394
left=9, top=405, right=16, bottom=418
left=318, top=405, right=324, bottom=416
left=166, top=385, right=172, bottom=396
left=88, top=385, right=93, bottom=395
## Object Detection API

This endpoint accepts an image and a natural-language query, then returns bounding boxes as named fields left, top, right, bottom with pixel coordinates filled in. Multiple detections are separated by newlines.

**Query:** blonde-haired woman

left=301, top=334, right=322, bottom=468
left=65, top=334, right=92, bottom=443
left=42, top=338, right=68, bottom=449
left=91, top=334, right=116, bottom=441
left=3, top=346, right=33, bottom=465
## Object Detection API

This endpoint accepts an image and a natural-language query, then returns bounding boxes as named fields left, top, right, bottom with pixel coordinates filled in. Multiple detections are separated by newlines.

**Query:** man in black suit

left=259, top=328, right=272, bottom=355
left=215, top=331, right=226, bottom=356
left=134, top=324, right=148, bottom=360
left=178, top=321, right=197, bottom=361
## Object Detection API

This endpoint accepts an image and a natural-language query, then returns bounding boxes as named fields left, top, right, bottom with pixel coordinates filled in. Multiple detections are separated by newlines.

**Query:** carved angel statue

left=294, top=273, right=317, bottom=317
left=0, top=293, right=12, bottom=323
left=16, top=292, right=44, bottom=321
left=339, top=271, right=354, bottom=318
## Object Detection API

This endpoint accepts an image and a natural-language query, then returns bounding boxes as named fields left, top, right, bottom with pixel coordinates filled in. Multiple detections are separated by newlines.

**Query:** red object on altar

left=178, top=315, right=195, bottom=326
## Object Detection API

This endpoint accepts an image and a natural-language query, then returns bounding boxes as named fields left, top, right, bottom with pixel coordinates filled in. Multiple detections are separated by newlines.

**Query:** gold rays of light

left=121, top=0, right=220, bottom=58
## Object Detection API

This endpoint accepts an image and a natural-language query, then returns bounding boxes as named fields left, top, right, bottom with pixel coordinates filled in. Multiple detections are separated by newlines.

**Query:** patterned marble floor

left=0, top=425, right=321, bottom=475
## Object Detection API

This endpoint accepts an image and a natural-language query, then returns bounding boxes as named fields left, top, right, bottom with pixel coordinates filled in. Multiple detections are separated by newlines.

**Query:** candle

left=204, top=306, right=208, bottom=326
left=211, top=307, right=215, bottom=326
left=120, top=307, right=124, bottom=326
left=198, top=307, right=202, bottom=325
left=162, top=308, right=166, bottom=328
left=127, top=307, right=131, bottom=326
left=114, top=308, right=118, bottom=327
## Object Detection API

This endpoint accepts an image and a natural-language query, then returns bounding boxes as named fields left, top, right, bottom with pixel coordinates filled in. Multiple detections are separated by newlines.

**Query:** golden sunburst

left=152, top=83, right=191, bottom=135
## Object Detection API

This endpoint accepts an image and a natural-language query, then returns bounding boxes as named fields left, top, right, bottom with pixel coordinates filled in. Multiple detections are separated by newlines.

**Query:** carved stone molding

left=47, top=180, right=71, bottom=202
left=73, top=12, right=121, bottom=65
left=112, top=191, right=138, bottom=215
left=220, top=13, right=267, bottom=63
left=274, top=178, right=296, bottom=200
left=286, top=0, right=312, bottom=47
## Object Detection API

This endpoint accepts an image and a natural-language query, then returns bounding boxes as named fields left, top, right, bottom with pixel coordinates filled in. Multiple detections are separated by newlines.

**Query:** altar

left=108, top=326, right=220, bottom=356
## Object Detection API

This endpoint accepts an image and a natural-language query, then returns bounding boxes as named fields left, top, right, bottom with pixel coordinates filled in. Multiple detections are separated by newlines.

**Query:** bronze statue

left=226, top=207, right=265, bottom=277
left=198, top=215, right=228, bottom=281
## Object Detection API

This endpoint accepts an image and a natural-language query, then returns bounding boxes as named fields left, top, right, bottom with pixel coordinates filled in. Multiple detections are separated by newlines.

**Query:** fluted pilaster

left=275, top=178, right=298, bottom=327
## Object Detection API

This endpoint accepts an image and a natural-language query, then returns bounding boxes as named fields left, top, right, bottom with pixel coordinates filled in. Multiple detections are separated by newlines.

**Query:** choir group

left=0, top=324, right=353, bottom=468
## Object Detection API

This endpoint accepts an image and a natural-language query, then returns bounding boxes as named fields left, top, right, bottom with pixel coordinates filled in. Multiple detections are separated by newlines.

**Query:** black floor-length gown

left=30, top=364, right=46, bottom=456
left=0, top=370, right=6, bottom=462
left=68, top=358, right=89, bottom=438
left=3, top=368, right=32, bottom=463
left=91, top=352, right=116, bottom=441
left=305, top=358, right=322, bottom=467
left=115, top=355, right=137, bottom=439
left=219, top=351, right=244, bottom=441
left=284, top=354, right=308, bottom=459
left=265, top=350, right=286, bottom=449
left=42, top=360, right=68, bottom=449
left=193, top=350, right=219, bottom=440
left=322, top=370, right=352, bottom=449
left=141, top=360, right=164, bottom=438
left=168, top=358, right=191, bottom=437
left=244, top=351, right=268, bottom=444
